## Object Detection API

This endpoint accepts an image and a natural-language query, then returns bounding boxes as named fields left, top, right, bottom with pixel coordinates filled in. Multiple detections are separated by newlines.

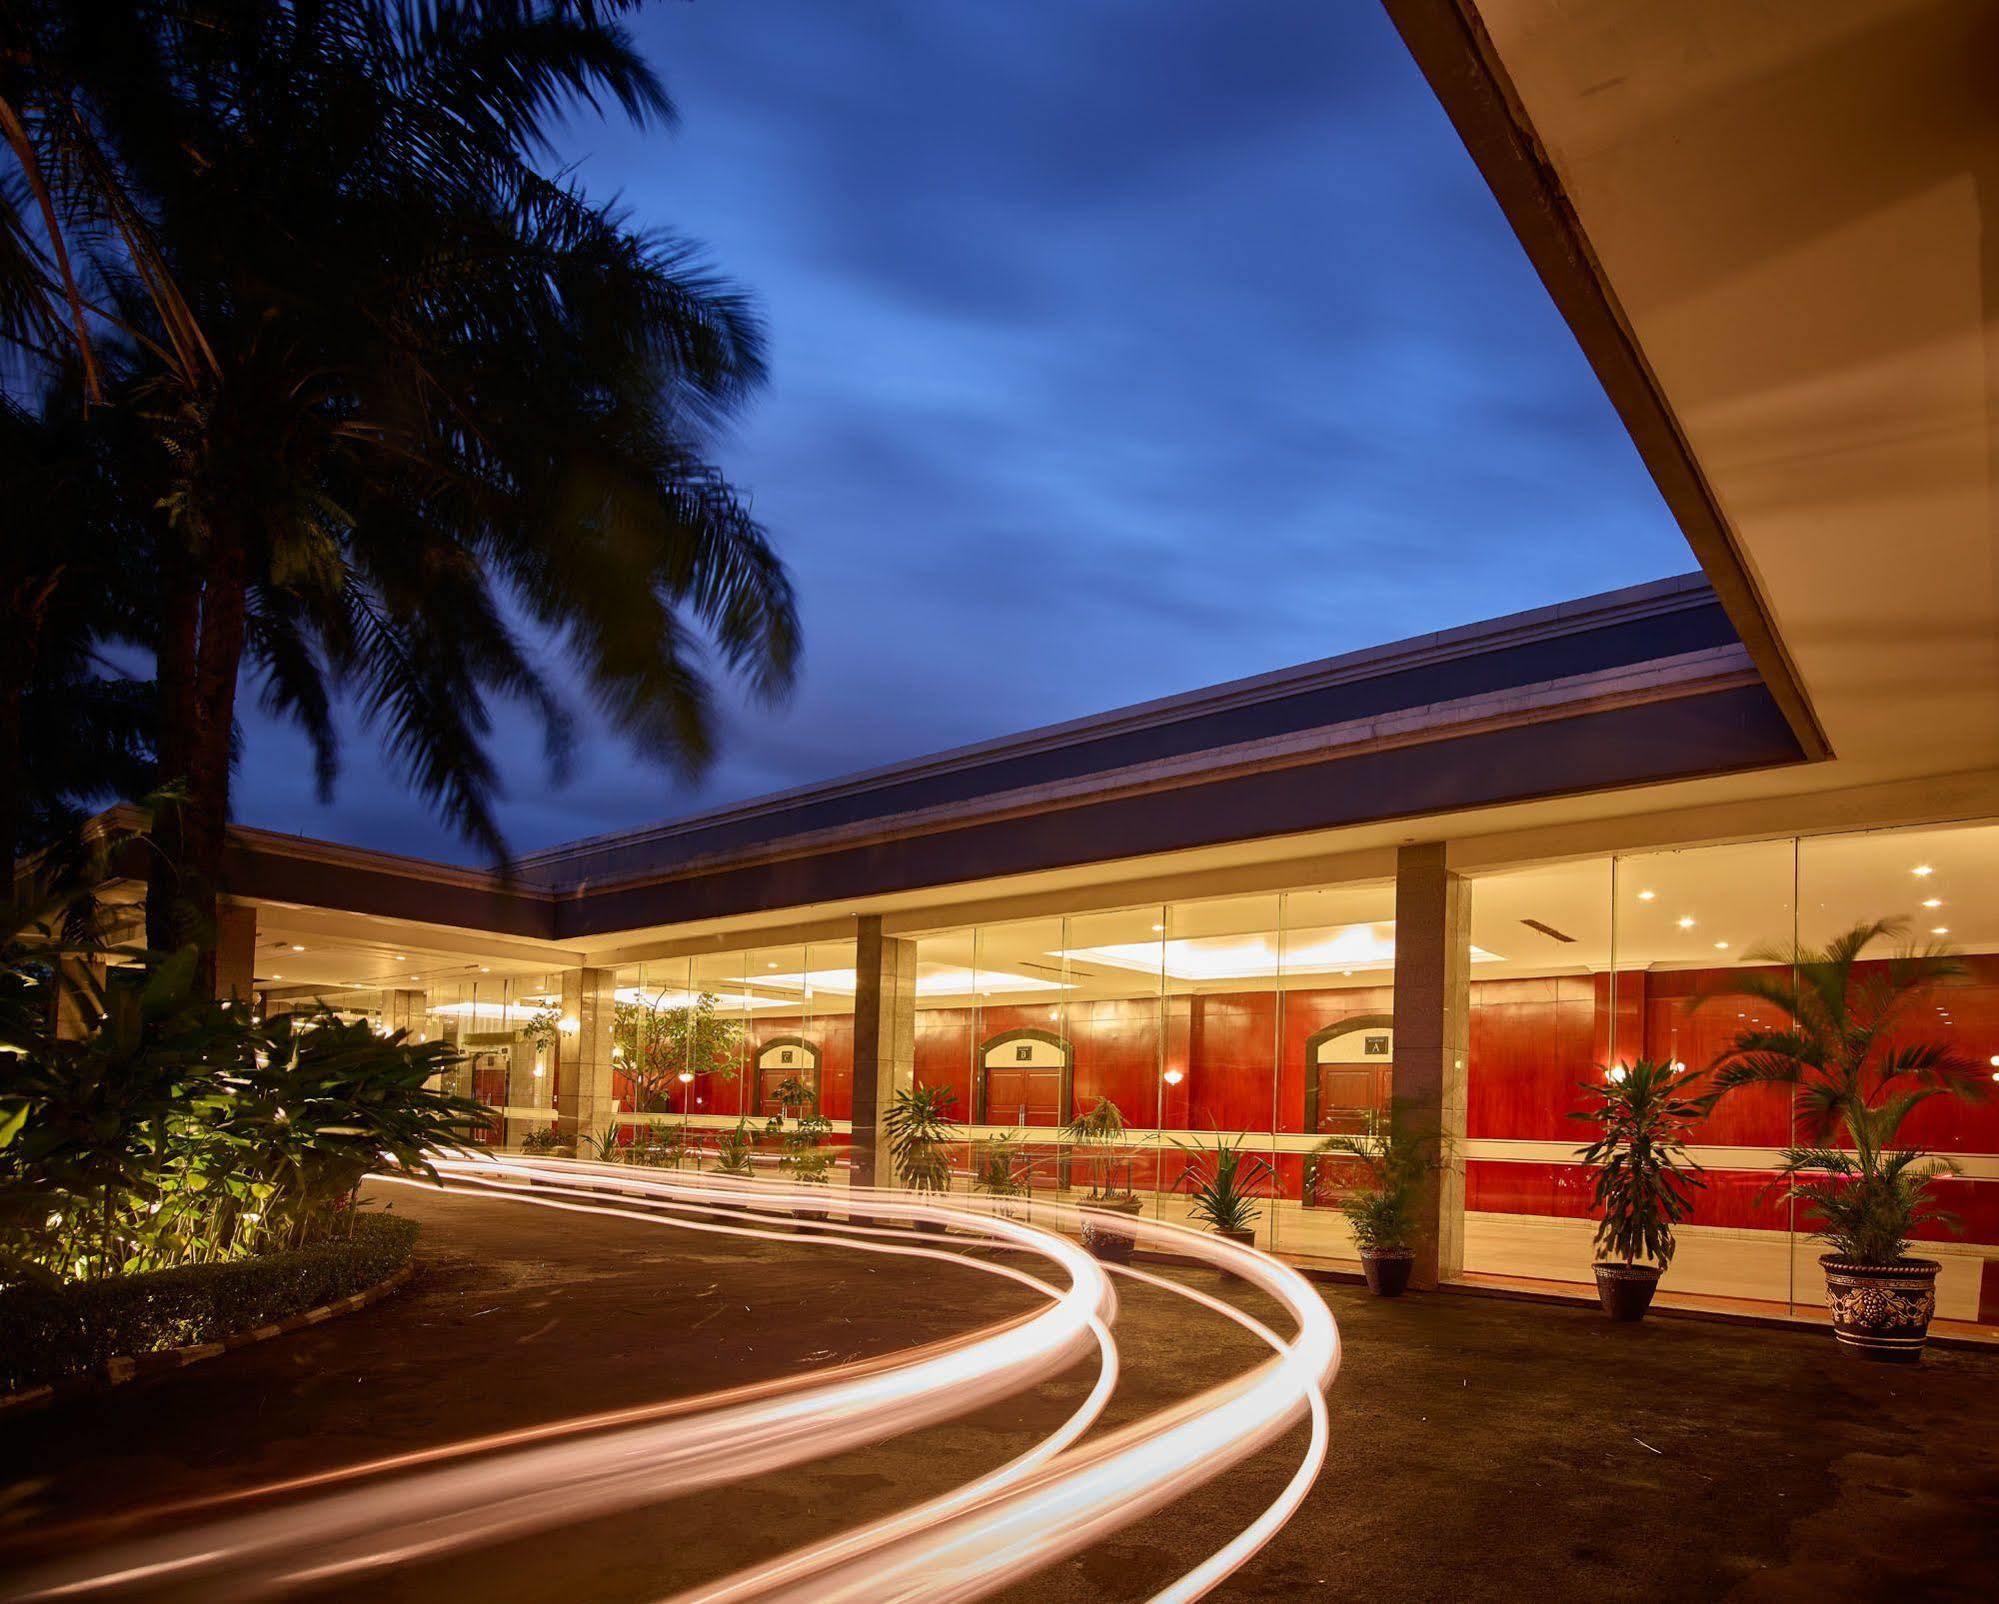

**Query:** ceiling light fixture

left=1714, top=941, right=1730, bottom=950
left=1637, top=890, right=1656, bottom=902
left=1912, top=864, right=1934, bottom=877
left=1677, top=916, right=1696, bottom=929
left=291, top=944, right=305, bottom=953
left=1932, top=927, right=1950, bottom=936
left=1921, top=898, right=1943, bottom=909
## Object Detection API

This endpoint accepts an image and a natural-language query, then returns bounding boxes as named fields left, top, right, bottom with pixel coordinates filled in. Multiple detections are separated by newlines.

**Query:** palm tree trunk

left=146, top=535, right=247, bottom=996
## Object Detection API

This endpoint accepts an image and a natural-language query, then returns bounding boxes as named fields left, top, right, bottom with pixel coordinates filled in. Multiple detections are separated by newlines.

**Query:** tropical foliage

left=1175, top=1133, right=1271, bottom=1236
left=1705, top=918, right=1983, bottom=1263
left=712, top=1118, right=756, bottom=1177
left=972, top=1131, right=1028, bottom=1197
left=1570, top=1059, right=1706, bottom=1267
left=1313, top=1105, right=1438, bottom=1254
left=4, top=1, right=798, bottom=989
left=884, top=1083, right=959, bottom=1194
left=0, top=880, right=482, bottom=1285
left=613, top=992, right=744, bottom=1111
left=1061, top=1095, right=1136, bottom=1202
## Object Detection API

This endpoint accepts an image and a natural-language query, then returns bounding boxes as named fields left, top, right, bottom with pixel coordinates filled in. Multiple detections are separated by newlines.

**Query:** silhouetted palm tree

left=7, top=4, right=798, bottom=984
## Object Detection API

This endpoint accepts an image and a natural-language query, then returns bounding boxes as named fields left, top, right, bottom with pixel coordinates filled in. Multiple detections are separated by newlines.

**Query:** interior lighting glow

left=1060, top=922, right=1499, bottom=982
left=1636, top=890, right=1656, bottom=902
left=1912, top=865, right=1934, bottom=877
left=1676, top=916, right=1696, bottom=930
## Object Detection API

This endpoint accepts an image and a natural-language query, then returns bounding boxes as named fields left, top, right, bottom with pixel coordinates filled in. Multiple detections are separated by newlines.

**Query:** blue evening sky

left=230, top=0, right=1690, bottom=865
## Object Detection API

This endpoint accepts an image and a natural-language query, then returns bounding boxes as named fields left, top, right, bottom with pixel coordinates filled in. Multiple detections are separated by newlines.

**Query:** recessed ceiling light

left=394, top=954, right=407, bottom=962
left=290, top=943, right=305, bottom=953
left=1714, top=941, right=1730, bottom=950
left=409, top=973, right=421, bottom=980
left=1931, top=927, right=1949, bottom=936
left=1152, top=923, right=1166, bottom=933
left=1677, top=916, right=1696, bottom=929
left=1912, top=864, right=1934, bottom=877
left=271, top=973, right=282, bottom=981
left=480, top=966, right=491, bottom=973
left=1637, top=890, right=1656, bottom=902
left=1921, top=898, right=1943, bottom=909
left=767, top=961, right=779, bottom=969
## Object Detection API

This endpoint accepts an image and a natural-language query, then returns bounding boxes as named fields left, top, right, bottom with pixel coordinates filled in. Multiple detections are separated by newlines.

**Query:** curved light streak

left=6, top=1156, right=1339, bottom=1603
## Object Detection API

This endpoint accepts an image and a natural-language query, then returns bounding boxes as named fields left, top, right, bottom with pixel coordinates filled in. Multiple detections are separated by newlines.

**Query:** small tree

left=1705, top=919, right=1983, bottom=1263
left=884, top=1084, right=959, bottom=1194
left=614, top=992, right=744, bottom=1112
left=1570, top=1059, right=1707, bottom=1268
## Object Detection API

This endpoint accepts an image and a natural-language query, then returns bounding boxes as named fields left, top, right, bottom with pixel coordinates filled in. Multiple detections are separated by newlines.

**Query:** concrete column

left=849, top=916, right=917, bottom=1189
left=556, top=967, right=618, bottom=1149
left=1392, top=842, right=1470, bottom=1290
left=214, top=901, right=258, bottom=1009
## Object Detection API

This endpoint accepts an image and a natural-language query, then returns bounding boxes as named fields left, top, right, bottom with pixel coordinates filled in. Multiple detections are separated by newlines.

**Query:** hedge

left=0, top=1212, right=420, bottom=1394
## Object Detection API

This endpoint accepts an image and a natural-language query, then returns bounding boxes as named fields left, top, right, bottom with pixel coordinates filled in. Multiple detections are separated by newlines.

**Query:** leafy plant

left=517, top=1127, right=561, bottom=1156
left=1313, top=1105, right=1439, bottom=1254
left=1175, top=1133, right=1271, bottom=1236
left=972, top=1132, right=1029, bottom=1197
left=613, top=993, right=744, bottom=1112
left=1061, top=1096, right=1136, bottom=1203
left=1704, top=919, right=1983, bottom=1263
left=585, top=1123, right=626, bottom=1164
left=0, top=873, right=483, bottom=1287
left=713, top=1119, right=756, bottom=1177
left=1570, top=1060, right=1706, bottom=1267
left=777, top=1109, right=835, bottom=1186
left=628, top=1123, right=687, bottom=1170
left=884, top=1084, right=959, bottom=1194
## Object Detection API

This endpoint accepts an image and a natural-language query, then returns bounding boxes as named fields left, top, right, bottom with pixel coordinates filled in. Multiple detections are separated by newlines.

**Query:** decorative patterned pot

left=1821, top=1256, right=1940, bottom=1362
left=1360, top=1248, right=1414, bottom=1297
left=1593, top=1261, right=1664, bottom=1322
left=1080, top=1199, right=1143, bottom=1263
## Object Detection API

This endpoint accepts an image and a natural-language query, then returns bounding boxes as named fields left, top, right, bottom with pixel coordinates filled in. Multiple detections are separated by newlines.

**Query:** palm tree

left=1705, top=918, right=1983, bottom=1263
left=0, top=381, right=154, bottom=872
left=4, top=4, right=798, bottom=983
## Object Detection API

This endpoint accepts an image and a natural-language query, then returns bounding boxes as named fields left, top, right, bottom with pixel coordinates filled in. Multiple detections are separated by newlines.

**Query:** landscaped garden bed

left=0, top=1212, right=419, bottom=1396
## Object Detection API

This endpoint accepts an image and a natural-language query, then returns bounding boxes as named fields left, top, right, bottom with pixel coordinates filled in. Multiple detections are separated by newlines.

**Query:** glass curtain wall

left=424, top=970, right=562, bottom=1147
left=610, top=941, right=855, bottom=1174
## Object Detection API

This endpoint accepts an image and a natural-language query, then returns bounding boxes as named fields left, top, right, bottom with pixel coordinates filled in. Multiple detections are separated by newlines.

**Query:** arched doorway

left=975, top=1028, right=1072, bottom=1127
left=1303, top=1015, right=1394, bottom=1136
left=753, top=1036, right=821, bottom=1116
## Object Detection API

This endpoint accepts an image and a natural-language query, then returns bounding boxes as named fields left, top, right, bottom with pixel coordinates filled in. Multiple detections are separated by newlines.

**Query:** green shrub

left=0, top=1213, right=419, bottom=1393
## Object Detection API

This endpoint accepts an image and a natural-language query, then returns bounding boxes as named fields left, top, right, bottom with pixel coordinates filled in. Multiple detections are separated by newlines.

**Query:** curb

left=0, top=1262, right=418, bottom=1416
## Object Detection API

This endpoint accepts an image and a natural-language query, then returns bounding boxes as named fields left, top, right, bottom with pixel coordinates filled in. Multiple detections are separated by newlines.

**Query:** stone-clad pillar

left=849, top=916, right=917, bottom=1189
left=1392, top=842, right=1470, bottom=1290
left=556, top=967, right=618, bottom=1150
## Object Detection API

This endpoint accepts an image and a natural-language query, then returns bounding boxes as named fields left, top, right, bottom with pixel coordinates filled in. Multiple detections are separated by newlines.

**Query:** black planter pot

left=1360, top=1248, right=1414, bottom=1297
left=1593, top=1261, right=1664, bottom=1322
left=1821, top=1255, right=1941, bottom=1362
left=1080, top=1200, right=1142, bottom=1263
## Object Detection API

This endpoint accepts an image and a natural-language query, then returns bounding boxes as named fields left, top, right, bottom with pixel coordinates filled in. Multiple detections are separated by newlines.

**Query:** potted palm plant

left=1314, top=1106, right=1437, bottom=1296
left=884, top=1083, right=959, bottom=1231
left=1570, top=1059, right=1707, bottom=1321
left=712, top=1117, right=756, bottom=1177
left=1706, top=918, right=1981, bottom=1362
left=972, top=1131, right=1031, bottom=1221
left=1175, top=1133, right=1271, bottom=1247
left=1063, top=1096, right=1144, bottom=1263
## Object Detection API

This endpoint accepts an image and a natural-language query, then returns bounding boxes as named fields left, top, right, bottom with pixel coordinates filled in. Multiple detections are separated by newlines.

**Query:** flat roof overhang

left=207, top=577, right=1804, bottom=945
left=1382, top=0, right=1999, bottom=798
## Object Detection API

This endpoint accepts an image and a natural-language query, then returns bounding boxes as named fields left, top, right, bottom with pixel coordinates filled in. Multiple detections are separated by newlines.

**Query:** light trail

left=6, top=1155, right=1340, bottom=1603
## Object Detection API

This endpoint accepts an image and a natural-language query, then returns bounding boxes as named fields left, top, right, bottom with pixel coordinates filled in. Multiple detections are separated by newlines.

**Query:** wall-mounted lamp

left=1162, top=1067, right=1184, bottom=1086
left=559, top=1015, right=581, bottom=1036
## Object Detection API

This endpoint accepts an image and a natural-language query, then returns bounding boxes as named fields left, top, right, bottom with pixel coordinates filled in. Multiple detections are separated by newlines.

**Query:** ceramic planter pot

left=1821, top=1255, right=1941, bottom=1362
left=1217, top=1227, right=1257, bottom=1247
left=1593, top=1261, right=1664, bottom=1322
left=1360, top=1247, right=1414, bottom=1297
left=1080, top=1198, right=1143, bottom=1263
